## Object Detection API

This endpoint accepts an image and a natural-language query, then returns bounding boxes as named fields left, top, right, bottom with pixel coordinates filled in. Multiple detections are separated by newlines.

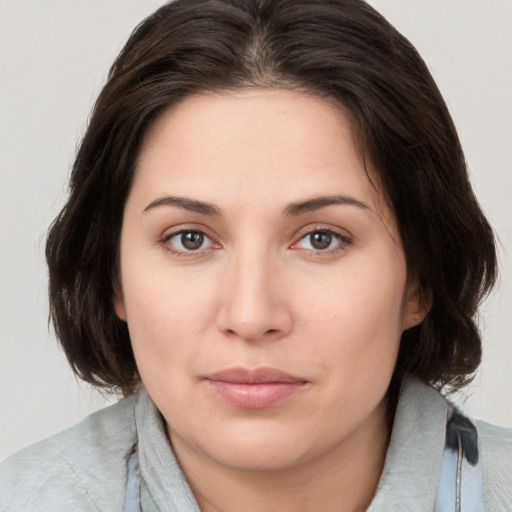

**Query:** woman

left=1, top=0, right=510, bottom=510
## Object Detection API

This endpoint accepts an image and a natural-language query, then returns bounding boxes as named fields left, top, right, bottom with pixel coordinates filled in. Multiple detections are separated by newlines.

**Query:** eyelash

left=291, top=228, right=352, bottom=255
left=161, top=229, right=219, bottom=256
left=160, top=227, right=352, bottom=257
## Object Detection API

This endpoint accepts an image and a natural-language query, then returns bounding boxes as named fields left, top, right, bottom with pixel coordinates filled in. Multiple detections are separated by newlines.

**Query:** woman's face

left=115, top=90, right=423, bottom=472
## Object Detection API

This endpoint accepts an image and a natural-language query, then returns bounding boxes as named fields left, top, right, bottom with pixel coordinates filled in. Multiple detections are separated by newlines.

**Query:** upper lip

left=205, top=367, right=307, bottom=384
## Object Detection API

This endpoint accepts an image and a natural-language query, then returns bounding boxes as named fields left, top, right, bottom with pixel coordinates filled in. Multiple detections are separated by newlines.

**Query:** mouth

left=203, top=367, right=308, bottom=409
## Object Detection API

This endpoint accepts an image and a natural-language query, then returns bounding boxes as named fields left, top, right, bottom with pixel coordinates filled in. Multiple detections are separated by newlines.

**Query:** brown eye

left=292, top=228, right=351, bottom=254
left=164, top=229, right=216, bottom=254
left=181, top=231, right=204, bottom=250
left=310, top=231, right=332, bottom=250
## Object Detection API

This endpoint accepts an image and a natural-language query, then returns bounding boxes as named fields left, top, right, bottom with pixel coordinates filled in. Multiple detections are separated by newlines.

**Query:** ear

left=113, top=282, right=127, bottom=321
left=402, top=279, right=431, bottom=331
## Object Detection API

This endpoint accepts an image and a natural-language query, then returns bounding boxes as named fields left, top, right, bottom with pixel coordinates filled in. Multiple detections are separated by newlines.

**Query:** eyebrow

left=143, top=194, right=370, bottom=218
left=144, top=196, right=222, bottom=216
left=283, top=195, right=371, bottom=217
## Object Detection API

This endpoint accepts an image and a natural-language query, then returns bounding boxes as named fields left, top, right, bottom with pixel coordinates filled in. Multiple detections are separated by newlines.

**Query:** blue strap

left=434, top=407, right=485, bottom=511
left=122, top=447, right=142, bottom=512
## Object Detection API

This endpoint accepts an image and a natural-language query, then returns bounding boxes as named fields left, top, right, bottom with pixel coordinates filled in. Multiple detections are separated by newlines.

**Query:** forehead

left=134, top=89, right=388, bottom=217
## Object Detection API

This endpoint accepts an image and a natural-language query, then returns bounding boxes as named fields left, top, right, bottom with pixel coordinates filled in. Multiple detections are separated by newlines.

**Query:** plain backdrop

left=1, top=0, right=511, bottom=462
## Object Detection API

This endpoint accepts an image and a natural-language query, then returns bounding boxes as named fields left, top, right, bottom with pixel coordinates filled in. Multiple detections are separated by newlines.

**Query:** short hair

left=46, top=0, right=497, bottom=396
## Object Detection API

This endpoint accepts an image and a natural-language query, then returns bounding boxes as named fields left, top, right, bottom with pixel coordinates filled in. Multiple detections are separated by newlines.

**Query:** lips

left=204, top=367, right=308, bottom=409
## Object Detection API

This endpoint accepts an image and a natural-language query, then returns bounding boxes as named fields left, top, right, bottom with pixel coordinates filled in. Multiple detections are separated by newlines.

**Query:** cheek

left=298, top=260, right=406, bottom=336
left=293, top=255, right=407, bottom=378
left=121, top=276, right=211, bottom=412
left=120, top=261, right=218, bottom=369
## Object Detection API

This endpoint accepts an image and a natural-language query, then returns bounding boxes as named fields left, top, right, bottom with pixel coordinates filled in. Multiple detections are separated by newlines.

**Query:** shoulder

left=477, top=419, right=512, bottom=510
left=0, top=395, right=137, bottom=512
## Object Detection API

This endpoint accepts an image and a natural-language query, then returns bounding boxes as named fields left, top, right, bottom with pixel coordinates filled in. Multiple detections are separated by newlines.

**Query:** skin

left=114, top=90, right=426, bottom=512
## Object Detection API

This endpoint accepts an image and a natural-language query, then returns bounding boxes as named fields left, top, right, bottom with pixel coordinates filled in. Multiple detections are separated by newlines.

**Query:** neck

left=169, top=399, right=390, bottom=512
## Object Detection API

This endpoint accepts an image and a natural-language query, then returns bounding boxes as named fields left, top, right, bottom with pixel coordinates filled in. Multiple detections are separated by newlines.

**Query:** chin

left=206, top=439, right=314, bottom=473
left=179, top=418, right=333, bottom=473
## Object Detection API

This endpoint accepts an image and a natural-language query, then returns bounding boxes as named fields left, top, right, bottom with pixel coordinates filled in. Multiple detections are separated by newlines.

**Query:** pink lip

left=204, top=367, right=308, bottom=409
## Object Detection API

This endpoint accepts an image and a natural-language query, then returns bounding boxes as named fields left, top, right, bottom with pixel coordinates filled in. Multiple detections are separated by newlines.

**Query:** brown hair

left=46, top=0, right=497, bottom=395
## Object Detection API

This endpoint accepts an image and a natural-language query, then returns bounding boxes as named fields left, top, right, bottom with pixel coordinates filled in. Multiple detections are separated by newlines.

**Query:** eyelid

left=160, top=224, right=222, bottom=255
left=158, top=223, right=352, bottom=256
left=289, top=225, right=353, bottom=253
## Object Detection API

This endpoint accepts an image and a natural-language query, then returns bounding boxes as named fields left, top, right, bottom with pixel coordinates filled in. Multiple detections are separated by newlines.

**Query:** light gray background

left=1, top=0, right=511, bottom=462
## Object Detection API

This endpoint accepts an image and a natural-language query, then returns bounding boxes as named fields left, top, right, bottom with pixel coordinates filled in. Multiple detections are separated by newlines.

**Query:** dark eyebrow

left=143, top=196, right=222, bottom=216
left=284, top=195, right=371, bottom=217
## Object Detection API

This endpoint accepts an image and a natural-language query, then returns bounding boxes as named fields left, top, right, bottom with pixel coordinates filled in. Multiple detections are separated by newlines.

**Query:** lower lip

left=206, top=380, right=306, bottom=409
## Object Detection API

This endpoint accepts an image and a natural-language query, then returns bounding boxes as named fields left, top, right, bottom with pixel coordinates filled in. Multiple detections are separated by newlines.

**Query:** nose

left=216, top=251, right=293, bottom=342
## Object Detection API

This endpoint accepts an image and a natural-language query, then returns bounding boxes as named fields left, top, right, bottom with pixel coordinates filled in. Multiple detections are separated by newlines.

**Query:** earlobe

left=402, top=281, right=431, bottom=331
left=114, top=295, right=127, bottom=321
left=113, top=284, right=127, bottom=321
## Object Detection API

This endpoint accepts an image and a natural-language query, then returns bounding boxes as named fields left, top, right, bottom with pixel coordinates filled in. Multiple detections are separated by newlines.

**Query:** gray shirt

left=1, top=378, right=511, bottom=511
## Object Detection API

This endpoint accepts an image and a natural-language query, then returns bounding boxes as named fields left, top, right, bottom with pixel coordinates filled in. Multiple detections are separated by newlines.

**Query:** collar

left=368, top=377, right=448, bottom=511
